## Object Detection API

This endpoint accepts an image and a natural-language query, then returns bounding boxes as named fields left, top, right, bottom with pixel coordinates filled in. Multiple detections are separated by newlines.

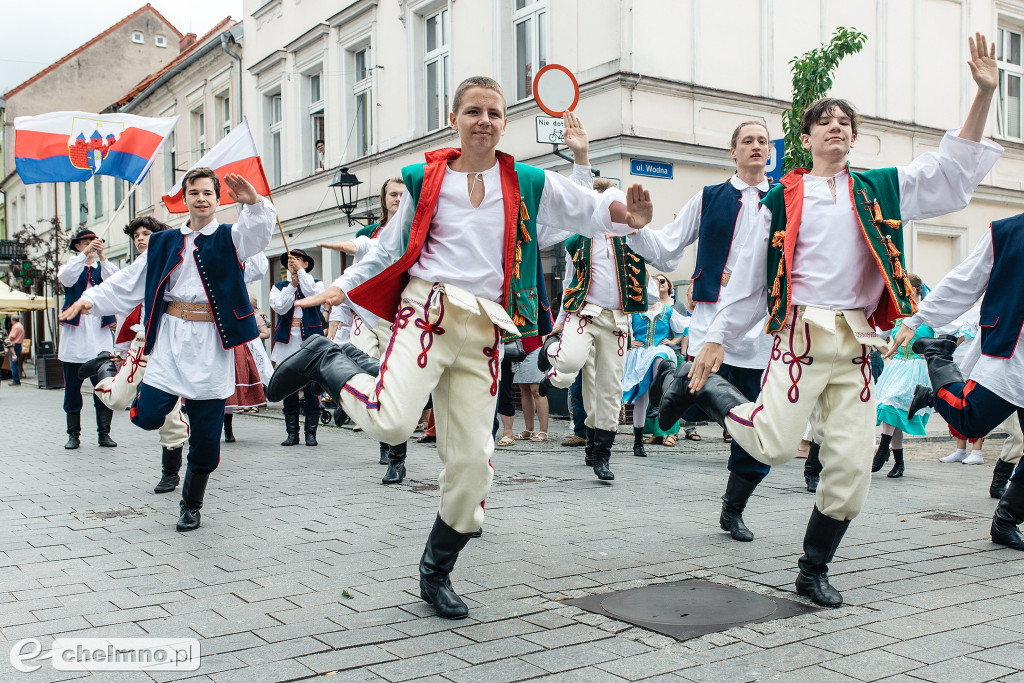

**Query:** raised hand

left=562, top=111, right=589, bottom=164
left=885, top=324, right=916, bottom=359
left=316, top=241, right=358, bottom=254
left=624, top=183, right=653, bottom=231
left=968, top=32, right=997, bottom=93
left=296, top=286, right=345, bottom=309
left=224, top=173, right=259, bottom=205
left=58, top=299, right=93, bottom=322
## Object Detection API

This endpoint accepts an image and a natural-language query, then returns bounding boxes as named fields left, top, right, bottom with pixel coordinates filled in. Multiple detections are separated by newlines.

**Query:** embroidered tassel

left=513, top=311, right=526, bottom=327
left=519, top=220, right=531, bottom=242
left=512, top=242, right=523, bottom=280
left=628, top=264, right=640, bottom=274
left=771, top=231, right=786, bottom=248
left=628, top=253, right=640, bottom=262
left=519, top=199, right=530, bottom=222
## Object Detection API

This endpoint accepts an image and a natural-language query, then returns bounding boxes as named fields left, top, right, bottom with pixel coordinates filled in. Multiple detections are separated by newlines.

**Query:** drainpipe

left=220, top=33, right=243, bottom=124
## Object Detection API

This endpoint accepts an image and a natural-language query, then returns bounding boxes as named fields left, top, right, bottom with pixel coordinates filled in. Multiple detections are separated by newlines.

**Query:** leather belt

left=721, top=272, right=732, bottom=286
left=165, top=301, right=214, bottom=322
left=291, top=318, right=303, bottom=327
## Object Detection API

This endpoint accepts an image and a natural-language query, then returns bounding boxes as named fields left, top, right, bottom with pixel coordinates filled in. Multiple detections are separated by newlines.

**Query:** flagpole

left=266, top=192, right=290, bottom=255
left=94, top=182, right=140, bottom=241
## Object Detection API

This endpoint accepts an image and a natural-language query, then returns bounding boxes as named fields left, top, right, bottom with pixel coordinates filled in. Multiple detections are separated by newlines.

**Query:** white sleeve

left=536, top=170, right=632, bottom=248
left=353, top=235, right=375, bottom=262
left=905, top=230, right=993, bottom=331
left=243, top=252, right=269, bottom=284
left=626, top=190, right=702, bottom=272
left=58, top=251, right=89, bottom=286
left=80, top=253, right=147, bottom=317
left=670, top=310, right=688, bottom=335
left=99, top=259, right=119, bottom=279
left=897, top=130, right=1003, bottom=221
left=568, top=164, right=594, bottom=189
left=296, top=269, right=324, bottom=296
left=230, top=197, right=277, bottom=261
left=269, top=283, right=296, bottom=315
left=337, top=193, right=412, bottom=294
left=554, top=252, right=574, bottom=327
left=704, top=206, right=770, bottom=348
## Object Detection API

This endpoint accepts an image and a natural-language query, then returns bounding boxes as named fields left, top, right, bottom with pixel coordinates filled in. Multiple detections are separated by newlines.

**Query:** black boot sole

left=907, top=385, right=933, bottom=420
left=154, top=477, right=180, bottom=494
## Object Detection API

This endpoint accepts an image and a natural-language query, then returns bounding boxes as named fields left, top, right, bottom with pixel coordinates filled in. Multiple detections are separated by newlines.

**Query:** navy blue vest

left=142, top=225, right=258, bottom=354
left=272, top=279, right=326, bottom=344
left=690, top=182, right=764, bottom=303
left=979, top=214, right=1024, bottom=358
left=61, top=261, right=116, bottom=328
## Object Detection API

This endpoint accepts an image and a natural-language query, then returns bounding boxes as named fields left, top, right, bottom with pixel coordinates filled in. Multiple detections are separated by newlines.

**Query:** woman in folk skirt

left=223, top=297, right=271, bottom=441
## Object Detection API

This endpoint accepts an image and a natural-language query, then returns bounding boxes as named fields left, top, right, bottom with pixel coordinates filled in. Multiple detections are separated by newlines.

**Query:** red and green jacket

left=761, top=166, right=916, bottom=334
left=346, top=148, right=545, bottom=338
left=355, top=222, right=382, bottom=239
left=562, top=235, right=648, bottom=314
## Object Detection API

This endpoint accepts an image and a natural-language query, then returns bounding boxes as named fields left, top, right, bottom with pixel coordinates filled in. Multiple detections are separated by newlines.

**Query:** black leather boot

left=795, top=507, right=851, bottom=607
left=633, top=427, right=647, bottom=457
left=267, top=336, right=371, bottom=402
left=382, top=442, right=407, bottom=484
left=592, top=429, right=616, bottom=481
left=536, top=333, right=560, bottom=372
left=379, top=442, right=390, bottom=465
left=720, top=472, right=758, bottom=542
left=691, top=373, right=750, bottom=429
left=907, top=336, right=965, bottom=419
left=419, top=514, right=473, bottom=619
left=304, top=414, right=318, bottom=446
left=223, top=414, right=235, bottom=443
left=871, top=433, right=892, bottom=472
left=65, top=412, right=81, bottom=450
left=340, top=343, right=382, bottom=376
left=646, top=361, right=674, bottom=420
left=78, top=352, right=115, bottom=380
left=537, top=376, right=553, bottom=398
left=281, top=414, right=300, bottom=446
left=176, top=469, right=210, bottom=532
left=804, top=442, right=822, bottom=493
left=584, top=427, right=596, bottom=466
left=154, top=446, right=182, bottom=493
left=657, top=361, right=696, bottom=432
left=96, top=406, right=117, bottom=447
left=991, top=482, right=1024, bottom=550
left=887, top=449, right=905, bottom=478
left=991, top=459, right=1016, bottom=499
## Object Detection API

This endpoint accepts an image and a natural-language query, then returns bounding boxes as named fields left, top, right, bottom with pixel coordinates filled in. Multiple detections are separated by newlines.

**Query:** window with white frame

left=216, top=93, right=231, bottom=141
left=513, top=0, right=547, bottom=102
left=155, top=35, right=167, bottom=47
left=307, top=71, right=325, bottom=172
left=131, top=31, right=144, bottom=44
left=424, top=7, right=451, bottom=131
left=191, top=107, right=206, bottom=161
left=165, top=129, right=176, bottom=190
left=93, top=176, right=103, bottom=218
left=267, top=92, right=284, bottom=187
left=997, top=26, right=1024, bottom=139
left=352, top=46, right=373, bottom=157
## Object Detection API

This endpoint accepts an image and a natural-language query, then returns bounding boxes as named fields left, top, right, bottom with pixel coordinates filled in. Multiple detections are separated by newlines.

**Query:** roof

left=111, top=17, right=236, bottom=111
left=4, top=4, right=184, bottom=100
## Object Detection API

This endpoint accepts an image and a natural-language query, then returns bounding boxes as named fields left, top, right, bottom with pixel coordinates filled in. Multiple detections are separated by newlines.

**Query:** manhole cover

left=922, top=512, right=969, bottom=522
left=566, top=579, right=817, bottom=641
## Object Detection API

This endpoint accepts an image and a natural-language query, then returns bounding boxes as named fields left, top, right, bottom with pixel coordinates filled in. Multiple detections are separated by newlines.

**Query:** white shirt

left=269, top=268, right=326, bottom=363
left=57, top=251, right=118, bottom=363
left=82, top=198, right=276, bottom=400
left=628, top=174, right=771, bottom=368
left=706, top=130, right=1003, bottom=352
left=906, top=229, right=1024, bottom=407
left=338, top=161, right=629, bottom=320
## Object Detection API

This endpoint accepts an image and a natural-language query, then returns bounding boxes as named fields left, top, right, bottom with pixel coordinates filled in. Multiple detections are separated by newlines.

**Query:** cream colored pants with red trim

left=723, top=307, right=878, bottom=521
left=545, top=306, right=630, bottom=432
left=339, top=278, right=513, bottom=534
left=351, top=313, right=390, bottom=359
left=999, top=413, right=1023, bottom=465
left=94, top=337, right=189, bottom=449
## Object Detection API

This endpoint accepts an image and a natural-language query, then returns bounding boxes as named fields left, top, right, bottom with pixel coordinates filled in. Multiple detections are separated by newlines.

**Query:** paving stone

left=367, top=652, right=471, bottom=682
left=881, top=632, right=982, bottom=664
left=820, top=649, right=924, bottom=681
left=907, top=656, right=1015, bottom=683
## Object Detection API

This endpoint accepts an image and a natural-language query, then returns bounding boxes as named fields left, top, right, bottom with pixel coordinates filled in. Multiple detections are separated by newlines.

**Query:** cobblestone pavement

left=2, top=385, right=1023, bottom=682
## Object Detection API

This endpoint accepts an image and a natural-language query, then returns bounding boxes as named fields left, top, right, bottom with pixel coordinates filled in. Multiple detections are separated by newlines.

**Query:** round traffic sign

left=532, top=64, right=580, bottom=117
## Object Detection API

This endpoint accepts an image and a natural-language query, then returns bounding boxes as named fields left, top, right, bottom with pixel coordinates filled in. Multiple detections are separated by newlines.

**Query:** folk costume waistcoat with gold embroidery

left=760, top=166, right=916, bottom=334
left=346, top=148, right=545, bottom=339
left=561, top=234, right=648, bottom=314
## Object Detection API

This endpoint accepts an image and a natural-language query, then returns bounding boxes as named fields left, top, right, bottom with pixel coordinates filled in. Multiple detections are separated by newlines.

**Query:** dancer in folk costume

left=631, top=121, right=774, bottom=541
left=61, top=169, right=276, bottom=532
left=270, top=248, right=326, bottom=447
left=320, top=178, right=415, bottom=482
left=58, top=229, right=119, bottom=449
left=621, top=274, right=686, bottom=457
left=268, top=76, right=653, bottom=619
left=659, top=34, right=1002, bottom=605
left=894, top=222, right=1024, bottom=551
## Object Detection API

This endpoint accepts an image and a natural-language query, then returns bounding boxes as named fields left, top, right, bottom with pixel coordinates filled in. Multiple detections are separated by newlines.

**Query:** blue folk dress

left=622, top=303, right=684, bottom=436
left=875, top=320, right=935, bottom=435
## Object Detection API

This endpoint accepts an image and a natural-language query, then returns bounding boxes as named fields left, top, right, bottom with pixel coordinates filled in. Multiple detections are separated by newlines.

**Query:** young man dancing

left=630, top=120, right=773, bottom=541
left=60, top=169, right=275, bottom=532
left=658, top=34, right=1001, bottom=607
left=269, top=76, right=652, bottom=619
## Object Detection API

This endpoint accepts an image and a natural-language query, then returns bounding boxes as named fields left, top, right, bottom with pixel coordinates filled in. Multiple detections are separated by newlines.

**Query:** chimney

left=179, top=33, right=197, bottom=52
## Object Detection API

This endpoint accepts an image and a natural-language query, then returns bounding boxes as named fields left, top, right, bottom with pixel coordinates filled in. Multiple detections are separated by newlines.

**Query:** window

left=114, top=179, right=124, bottom=209
left=307, top=71, right=325, bottom=173
left=191, top=107, right=206, bottom=161
left=78, top=182, right=88, bottom=226
left=131, top=31, right=144, bottom=44
left=352, top=47, right=373, bottom=157
left=513, top=0, right=548, bottom=102
left=35, top=186, right=43, bottom=218
left=93, top=177, right=103, bottom=218
left=216, top=93, right=231, bottom=141
left=998, top=27, right=1024, bottom=139
left=64, top=183, right=72, bottom=228
left=155, top=35, right=167, bottom=47
left=423, top=8, right=451, bottom=131
left=267, top=93, right=283, bottom=187
left=165, top=130, right=176, bottom=190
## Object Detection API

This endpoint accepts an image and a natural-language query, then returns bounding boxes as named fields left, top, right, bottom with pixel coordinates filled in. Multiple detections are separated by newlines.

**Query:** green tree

left=782, top=27, right=867, bottom=173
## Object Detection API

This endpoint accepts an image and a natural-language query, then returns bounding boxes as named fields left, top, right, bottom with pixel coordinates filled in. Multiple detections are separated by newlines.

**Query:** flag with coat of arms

left=13, top=111, right=177, bottom=185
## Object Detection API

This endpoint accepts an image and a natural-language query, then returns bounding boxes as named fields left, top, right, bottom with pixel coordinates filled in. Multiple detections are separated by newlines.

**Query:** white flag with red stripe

left=161, top=120, right=270, bottom=213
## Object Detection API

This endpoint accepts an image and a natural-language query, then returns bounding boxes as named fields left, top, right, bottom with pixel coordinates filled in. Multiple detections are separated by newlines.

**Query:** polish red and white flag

left=161, top=119, right=270, bottom=213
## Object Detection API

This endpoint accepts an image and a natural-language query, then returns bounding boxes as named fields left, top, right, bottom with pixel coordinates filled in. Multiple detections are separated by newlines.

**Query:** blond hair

left=452, top=76, right=506, bottom=116
left=730, top=120, right=770, bottom=149
left=593, top=178, right=615, bottom=194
